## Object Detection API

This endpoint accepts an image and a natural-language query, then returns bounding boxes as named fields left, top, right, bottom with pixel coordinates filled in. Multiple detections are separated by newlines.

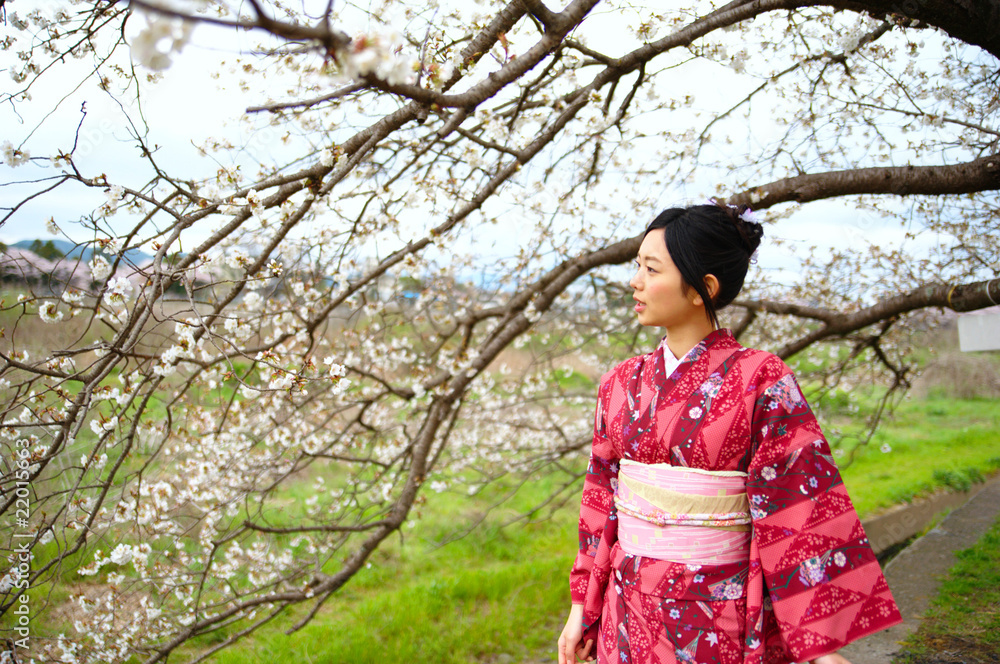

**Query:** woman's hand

left=811, top=652, right=852, bottom=664
left=557, top=604, right=595, bottom=663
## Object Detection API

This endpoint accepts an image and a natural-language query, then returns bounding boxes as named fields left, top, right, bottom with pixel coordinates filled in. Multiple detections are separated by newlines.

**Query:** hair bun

left=718, top=202, right=764, bottom=254
left=741, top=217, right=764, bottom=254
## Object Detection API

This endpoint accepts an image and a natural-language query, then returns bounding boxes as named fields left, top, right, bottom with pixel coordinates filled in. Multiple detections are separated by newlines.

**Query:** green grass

left=836, top=395, right=1000, bottom=517
left=209, top=556, right=570, bottom=664
left=895, top=513, right=1000, bottom=663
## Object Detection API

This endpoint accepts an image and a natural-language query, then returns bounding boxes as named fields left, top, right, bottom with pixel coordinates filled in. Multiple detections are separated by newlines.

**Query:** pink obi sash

left=614, top=460, right=751, bottom=564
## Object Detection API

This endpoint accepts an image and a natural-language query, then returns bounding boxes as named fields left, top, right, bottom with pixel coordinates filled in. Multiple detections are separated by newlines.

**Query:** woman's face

left=629, top=228, right=703, bottom=329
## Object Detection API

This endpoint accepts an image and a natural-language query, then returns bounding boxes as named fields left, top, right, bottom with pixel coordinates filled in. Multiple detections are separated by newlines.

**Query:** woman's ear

left=686, top=275, right=720, bottom=307
left=704, top=274, right=720, bottom=302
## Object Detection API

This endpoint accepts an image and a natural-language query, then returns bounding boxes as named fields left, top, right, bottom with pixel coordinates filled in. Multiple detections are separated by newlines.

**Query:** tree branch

left=728, top=154, right=1000, bottom=208
left=832, top=0, right=1000, bottom=59
left=740, top=277, right=1000, bottom=359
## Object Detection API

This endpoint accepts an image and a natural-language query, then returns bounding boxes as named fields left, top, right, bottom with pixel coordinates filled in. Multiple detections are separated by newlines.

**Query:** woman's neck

left=663, top=319, right=715, bottom=359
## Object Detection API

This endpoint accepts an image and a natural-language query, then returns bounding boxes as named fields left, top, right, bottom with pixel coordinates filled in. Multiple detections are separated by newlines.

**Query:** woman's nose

left=629, top=272, right=640, bottom=289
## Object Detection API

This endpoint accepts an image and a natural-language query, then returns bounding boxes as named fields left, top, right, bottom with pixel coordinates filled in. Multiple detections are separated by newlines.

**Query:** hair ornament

left=723, top=202, right=760, bottom=225
left=703, top=198, right=761, bottom=224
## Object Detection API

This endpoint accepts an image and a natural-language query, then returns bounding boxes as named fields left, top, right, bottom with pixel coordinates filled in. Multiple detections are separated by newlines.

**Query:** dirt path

left=841, top=475, right=1000, bottom=664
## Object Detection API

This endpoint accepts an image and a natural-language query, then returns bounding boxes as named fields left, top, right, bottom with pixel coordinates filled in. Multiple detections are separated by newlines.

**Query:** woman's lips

left=633, top=298, right=645, bottom=313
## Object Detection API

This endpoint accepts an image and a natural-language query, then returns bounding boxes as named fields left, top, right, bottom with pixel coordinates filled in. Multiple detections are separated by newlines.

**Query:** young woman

left=557, top=204, right=901, bottom=664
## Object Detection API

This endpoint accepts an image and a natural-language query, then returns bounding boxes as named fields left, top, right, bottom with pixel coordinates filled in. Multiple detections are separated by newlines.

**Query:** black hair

left=643, top=203, right=764, bottom=329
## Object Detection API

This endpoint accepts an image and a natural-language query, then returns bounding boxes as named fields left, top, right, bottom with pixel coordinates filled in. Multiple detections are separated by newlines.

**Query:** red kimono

left=570, top=329, right=901, bottom=664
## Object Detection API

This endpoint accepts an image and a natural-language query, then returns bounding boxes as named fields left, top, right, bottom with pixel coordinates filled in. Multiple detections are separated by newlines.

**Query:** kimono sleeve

left=746, top=363, right=902, bottom=662
left=569, top=371, right=620, bottom=605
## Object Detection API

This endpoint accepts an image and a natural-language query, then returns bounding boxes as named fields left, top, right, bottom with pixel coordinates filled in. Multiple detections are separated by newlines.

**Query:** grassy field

left=202, top=392, right=1000, bottom=664
left=895, top=513, right=1000, bottom=664
left=836, top=395, right=1000, bottom=516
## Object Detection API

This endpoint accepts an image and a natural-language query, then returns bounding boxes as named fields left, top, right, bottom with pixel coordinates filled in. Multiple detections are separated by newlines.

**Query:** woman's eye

left=647, top=267, right=657, bottom=274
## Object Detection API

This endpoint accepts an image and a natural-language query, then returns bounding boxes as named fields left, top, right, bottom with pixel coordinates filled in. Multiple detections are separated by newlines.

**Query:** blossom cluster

left=2, top=140, right=31, bottom=167
left=130, top=13, right=193, bottom=71
left=337, top=32, right=418, bottom=86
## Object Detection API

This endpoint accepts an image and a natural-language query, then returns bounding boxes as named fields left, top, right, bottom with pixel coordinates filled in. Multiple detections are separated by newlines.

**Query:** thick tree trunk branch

left=728, top=154, right=1000, bottom=208
left=832, top=0, right=1000, bottom=59
left=738, top=277, right=1000, bottom=358
left=519, top=0, right=559, bottom=29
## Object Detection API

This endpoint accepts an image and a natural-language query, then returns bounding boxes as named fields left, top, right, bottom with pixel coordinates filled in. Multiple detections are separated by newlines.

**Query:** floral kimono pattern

left=569, top=329, right=901, bottom=664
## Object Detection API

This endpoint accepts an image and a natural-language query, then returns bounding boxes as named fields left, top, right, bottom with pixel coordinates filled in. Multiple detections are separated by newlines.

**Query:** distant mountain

left=9, top=239, right=153, bottom=265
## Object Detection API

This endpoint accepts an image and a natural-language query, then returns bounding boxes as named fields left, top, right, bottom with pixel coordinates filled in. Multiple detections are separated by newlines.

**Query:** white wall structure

left=958, top=312, right=1000, bottom=352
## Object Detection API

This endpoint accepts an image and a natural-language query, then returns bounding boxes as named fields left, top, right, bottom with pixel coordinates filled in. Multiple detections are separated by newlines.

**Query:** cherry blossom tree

left=0, top=0, right=997, bottom=661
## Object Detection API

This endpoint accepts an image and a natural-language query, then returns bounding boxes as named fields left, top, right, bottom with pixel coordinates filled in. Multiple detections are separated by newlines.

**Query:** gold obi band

left=614, top=460, right=751, bottom=564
